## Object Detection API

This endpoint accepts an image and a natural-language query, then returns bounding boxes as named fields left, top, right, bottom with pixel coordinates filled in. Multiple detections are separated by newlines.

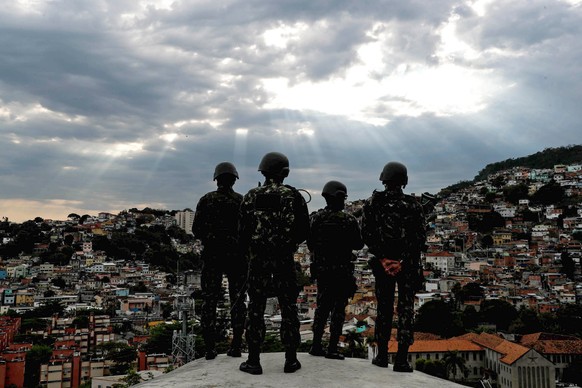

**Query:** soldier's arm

left=361, top=202, right=379, bottom=253
left=347, top=215, right=364, bottom=251
left=238, top=194, right=253, bottom=246
left=306, top=213, right=318, bottom=252
left=293, top=190, right=310, bottom=245
left=192, top=196, right=208, bottom=240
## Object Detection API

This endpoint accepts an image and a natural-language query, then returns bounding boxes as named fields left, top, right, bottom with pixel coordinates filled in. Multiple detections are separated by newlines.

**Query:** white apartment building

left=425, top=251, right=456, bottom=274
left=175, top=210, right=195, bottom=235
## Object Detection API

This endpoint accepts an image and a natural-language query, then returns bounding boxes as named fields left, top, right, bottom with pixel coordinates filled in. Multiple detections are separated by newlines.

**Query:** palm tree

left=344, top=329, right=364, bottom=358
left=443, top=350, right=468, bottom=382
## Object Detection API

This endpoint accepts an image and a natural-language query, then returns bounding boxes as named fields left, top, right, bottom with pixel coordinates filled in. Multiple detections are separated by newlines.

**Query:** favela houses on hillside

left=0, top=162, right=581, bottom=387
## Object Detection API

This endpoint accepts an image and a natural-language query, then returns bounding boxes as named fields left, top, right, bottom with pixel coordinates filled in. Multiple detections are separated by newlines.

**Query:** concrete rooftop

left=137, top=352, right=467, bottom=388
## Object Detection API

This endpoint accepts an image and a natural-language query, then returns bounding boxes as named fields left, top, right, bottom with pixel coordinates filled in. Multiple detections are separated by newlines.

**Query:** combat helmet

left=322, top=180, right=347, bottom=199
left=213, top=161, right=239, bottom=180
left=380, top=161, right=408, bottom=187
left=258, top=152, right=290, bottom=177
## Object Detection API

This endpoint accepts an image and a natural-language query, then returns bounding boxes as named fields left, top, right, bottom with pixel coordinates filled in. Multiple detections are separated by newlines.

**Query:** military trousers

left=313, top=279, right=350, bottom=341
left=245, top=252, right=300, bottom=354
left=200, top=253, right=247, bottom=347
left=374, top=268, right=416, bottom=346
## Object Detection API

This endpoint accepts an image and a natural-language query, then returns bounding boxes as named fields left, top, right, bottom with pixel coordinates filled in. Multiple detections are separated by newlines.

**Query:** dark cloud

left=0, top=0, right=581, bottom=221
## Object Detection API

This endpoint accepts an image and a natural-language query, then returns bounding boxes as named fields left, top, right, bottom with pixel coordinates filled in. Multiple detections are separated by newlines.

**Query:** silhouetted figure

left=362, top=162, right=426, bottom=372
left=307, top=180, right=363, bottom=360
left=239, top=152, right=309, bottom=375
left=193, top=162, right=247, bottom=360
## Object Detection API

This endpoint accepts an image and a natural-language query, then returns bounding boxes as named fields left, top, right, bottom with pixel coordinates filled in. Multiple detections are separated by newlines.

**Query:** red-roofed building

left=387, top=339, right=485, bottom=382
left=369, top=331, right=560, bottom=387
left=457, top=332, right=555, bottom=388
left=520, top=332, right=582, bottom=381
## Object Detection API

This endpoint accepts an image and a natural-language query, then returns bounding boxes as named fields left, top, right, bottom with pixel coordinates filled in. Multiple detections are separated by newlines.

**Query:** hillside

left=474, top=145, right=582, bottom=181
left=440, top=144, right=582, bottom=196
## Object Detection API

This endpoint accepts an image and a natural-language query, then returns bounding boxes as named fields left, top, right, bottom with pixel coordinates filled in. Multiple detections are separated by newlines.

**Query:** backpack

left=249, top=183, right=308, bottom=253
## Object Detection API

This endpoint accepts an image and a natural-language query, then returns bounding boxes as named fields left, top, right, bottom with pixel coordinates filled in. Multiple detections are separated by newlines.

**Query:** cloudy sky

left=1, top=0, right=581, bottom=222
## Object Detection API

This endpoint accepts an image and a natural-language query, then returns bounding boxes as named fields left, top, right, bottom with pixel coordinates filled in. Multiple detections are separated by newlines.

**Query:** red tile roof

left=388, top=339, right=482, bottom=353
left=455, top=332, right=529, bottom=365
left=520, top=332, right=582, bottom=355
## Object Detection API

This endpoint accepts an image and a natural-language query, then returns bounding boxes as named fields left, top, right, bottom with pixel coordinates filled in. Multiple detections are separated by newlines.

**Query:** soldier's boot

left=204, top=332, right=217, bottom=360
left=227, top=328, right=243, bottom=357
left=239, top=348, right=262, bottom=375
left=393, top=344, right=413, bottom=373
left=309, top=336, right=326, bottom=357
left=205, top=348, right=217, bottom=360
left=371, top=339, right=388, bottom=368
left=325, top=334, right=344, bottom=360
left=283, top=349, right=302, bottom=373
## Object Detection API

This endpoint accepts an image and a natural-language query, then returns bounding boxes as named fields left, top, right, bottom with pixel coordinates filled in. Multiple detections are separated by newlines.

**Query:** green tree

left=491, top=176, right=505, bottom=188
left=443, top=350, right=469, bottom=382
left=479, top=299, right=518, bottom=331
left=24, top=300, right=65, bottom=318
left=560, top=252, right=576, bottom=281
left=509, top=307, right=542, bottom=334
left=563, top=358, right=582, bottom=386
left=24, top=344, right=53, bottom=387
left=468, top=211, right=505, bottom=234
left=531, top=180, right=565, bottom=205
left=143, top=322, right=182, bottom=354
left=484, top=192, right=497, bottom=203
left=51, top=277, right=67, bottom=289
left=344, top=329, right=365, bottom=358
left=72, top=315, right=90, bottom=329
left=481, top=234, right=494, bottom=248
left=21, top=318, right=49, bottom=332
left=416, top=358, right=446, bottom=378
left=113, top=369, right=143, bottom=387
left=503, top=184, right=529, bottom=204
left=262, top=333, right=285, bottom=353
left=97, top=342, right=137, bottom=375
left=556, top=304, right=582, bottom=338
left=460, top=282, right=484, bottom=302
left=415, top=300, right=462, bottom=338
left=461, top=305, right=479, bottom=331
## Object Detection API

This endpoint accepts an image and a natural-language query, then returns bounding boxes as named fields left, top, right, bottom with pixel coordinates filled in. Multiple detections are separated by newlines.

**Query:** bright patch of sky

left=262, top=20, right=498, bottom=124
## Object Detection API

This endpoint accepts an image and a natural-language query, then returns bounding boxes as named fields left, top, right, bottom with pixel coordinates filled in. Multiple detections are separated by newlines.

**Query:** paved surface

left=136, top=352, right=467, bottom=388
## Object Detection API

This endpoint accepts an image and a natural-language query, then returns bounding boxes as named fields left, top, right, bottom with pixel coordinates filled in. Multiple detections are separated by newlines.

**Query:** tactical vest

left=250, top=183, right=306, bottom=253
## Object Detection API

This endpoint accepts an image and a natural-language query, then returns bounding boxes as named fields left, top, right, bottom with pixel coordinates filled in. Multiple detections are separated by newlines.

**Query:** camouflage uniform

left=193, top=186, right=247, bottom=355
left=239, top=180, right=309, bottom=363
left=361, top=188, right=425, bottom=353
left=307, top=207, right=363, bottom=356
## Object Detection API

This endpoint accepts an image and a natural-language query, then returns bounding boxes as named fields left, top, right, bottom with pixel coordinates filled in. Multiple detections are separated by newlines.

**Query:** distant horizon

left=4, top=146, right=582, bottom=223
left=2, top=1, right=581, bottom=225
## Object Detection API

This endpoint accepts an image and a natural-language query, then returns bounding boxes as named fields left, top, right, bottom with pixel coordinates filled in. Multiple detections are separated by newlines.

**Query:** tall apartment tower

left=175, top=210, right=195, bottom=235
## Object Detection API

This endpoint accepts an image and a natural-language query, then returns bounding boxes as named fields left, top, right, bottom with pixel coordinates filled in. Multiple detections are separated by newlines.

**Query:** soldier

left=361, top=161, right=426, bottom=372
left=307, top=181, right=363, bottom=360
left=193, top=162, right=247, bottom=360
left=238, top=152, right=309, bottom=375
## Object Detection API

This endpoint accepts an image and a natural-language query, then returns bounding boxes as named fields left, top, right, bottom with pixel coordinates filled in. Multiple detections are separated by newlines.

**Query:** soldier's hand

left=380, top=258, right=401, bottom=276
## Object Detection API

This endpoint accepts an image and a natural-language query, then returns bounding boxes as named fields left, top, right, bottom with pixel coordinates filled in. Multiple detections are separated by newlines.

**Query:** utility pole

left=171, top=293, right=196, bottom=366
